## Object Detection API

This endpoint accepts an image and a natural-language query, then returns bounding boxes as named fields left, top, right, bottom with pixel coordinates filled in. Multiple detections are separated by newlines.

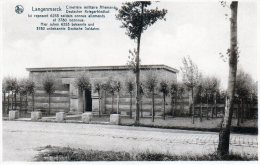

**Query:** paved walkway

left=2, top=121, right=258, bottom=161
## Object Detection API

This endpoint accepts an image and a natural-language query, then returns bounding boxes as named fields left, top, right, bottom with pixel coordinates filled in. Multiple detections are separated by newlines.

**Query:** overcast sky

left=2, top=0, right=258, bottom=89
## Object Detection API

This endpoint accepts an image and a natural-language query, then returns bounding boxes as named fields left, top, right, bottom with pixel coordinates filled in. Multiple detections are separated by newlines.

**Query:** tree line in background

left=180, top=56, right=258, bottom=125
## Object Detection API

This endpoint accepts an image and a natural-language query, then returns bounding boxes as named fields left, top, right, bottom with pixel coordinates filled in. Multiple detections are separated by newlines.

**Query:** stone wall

left=28, top=66, right=178, bottom=115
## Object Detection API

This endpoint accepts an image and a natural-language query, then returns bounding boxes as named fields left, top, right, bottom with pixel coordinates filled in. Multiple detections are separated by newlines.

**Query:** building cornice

left=26, top=65, right=179, bottom=73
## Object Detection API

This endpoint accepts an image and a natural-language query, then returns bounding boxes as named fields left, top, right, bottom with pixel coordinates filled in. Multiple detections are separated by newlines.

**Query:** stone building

left=26, top=65, right=179, bottom=116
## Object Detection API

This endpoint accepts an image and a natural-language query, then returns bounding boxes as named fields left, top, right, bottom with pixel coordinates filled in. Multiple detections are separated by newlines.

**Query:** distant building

left=26, top=65, right=178, bottom=116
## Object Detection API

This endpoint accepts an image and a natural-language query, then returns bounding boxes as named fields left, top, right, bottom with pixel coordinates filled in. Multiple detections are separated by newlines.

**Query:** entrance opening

left=84, top=89, right=92, bottom=112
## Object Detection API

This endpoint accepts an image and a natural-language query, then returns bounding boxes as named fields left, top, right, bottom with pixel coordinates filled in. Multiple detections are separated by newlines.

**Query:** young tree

left=117, top=1, right=167, bottom=125
left=159, top=80, right=169, bottom=120
left=75, top=73, right=91, bottom=113
left=125, top=77, right=135, bottom=118
left=211, top=77, right=220, bottom=119
left=5, top=77, right=18, bottom=110
left=114, top=80, right=122, bottom=114
left=2, top=78, right=7, bottom=114
left=196, top=78, right=206, bottom=122
left=144, top=71, right=158, bottom=122
left=181, top=56, right=201, bottom=124
left=177, top=83, right=185, bottom=113
left=42, top=73, right=57, bottom=115
left=235, top=69, right=252, bottom=125
left=94, top=80, right=102, bottom=117
left=25, top=79, right=35, bottom=112
left=169, top=82, right=178, bottom=117
left=203, top=76, right=220, bottom=119
left=109, top=80, right=117, bottom=114
left=101, top=80, right=110, bottom=114
left=217, top=1, right=238, bottom=157
left=204, top=77, right=211, bottom=120
left=18, top=79, right=28, bottom=112
left=249, top=81, right=257, bottom=118
left=140, top=82, right=144, bottom=118
left=13, top=82, right=20, bottom=110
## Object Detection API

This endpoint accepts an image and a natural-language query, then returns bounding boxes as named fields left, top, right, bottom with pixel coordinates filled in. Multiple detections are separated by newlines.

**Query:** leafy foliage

left=4, top=77, right=18, bottom=92
left=125, top=77, right=135, bottom=94
left=42, top=73, right=56, bottom=95
left=113, top=80, right=122, bottom=93
left=204, top=76, right=220, bottom=95
left=235, top=69, right=251, bottom=98
left=159, top=80, right=169, bottom=96
left=2, top=78, right=7, bottom=92
left=169, top=81, right=178, bottom=98
left=116, top=1, right=167, bottom=40
left=180, top=56, right=201, bottom=90
left=18, top=79, right=28, bottom=96
left=101, top=79, right=111, bottom=92
left=109, top=80, right=119, bottom=95
left=144, top=71, right=158, bottom=94
left=177, top=83, right=185, bottom=98
left=25, top=79, right=35, bottom=96
left=93, top=80, right=102, bottom=94
left=74, top=73, right=91, bottom=92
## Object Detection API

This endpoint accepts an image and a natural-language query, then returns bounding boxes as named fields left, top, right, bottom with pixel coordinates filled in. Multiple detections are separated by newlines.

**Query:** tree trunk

left=7, top=94, right=10, bottom=112
left=3, top=91, right=6, bottom=114
left=173, top=98, right=176, bottom=117
left=11, top=91, right=13, bottom=109
left=140, top=96, right=143, bottom=118
left=241, top=99, right=244, bottom=123
left=163, top=94, right=166, bottom=120
left=217, top=1, right=238, bottom=157
left=206, top=94, right=209, bottom=120
left=200, top=96, right=202, bottom=122
left=211, top=106, right=214, bottom=119
left=104, top=91, right=107, bottom=114
left=182, top=95, right=185, bottom=112
left=171, top=97, right=174, bottom=117
left=249, top=97, right=252, bottom=118
left=135, top=3, right=144, bottom=126
left=19, top=94, right=22, bottom=111
left=25, top=94, right=28, bottom=113
left=14, top=92, right=17, bottom=110
left=214, top=93, right=217, bottom=118
left=112, top=94, right=114, bottom=114
left=83, top=90, right=86, bottom=113
left=152, top=91, right=155, bottom=122
left=235, top=104, right=238, bottom=119
left=189, top=91, right=192, bottom=116
left=32, top=93, right=35, bottom=112
left=130, top=93, right=132, bottom=118
left=237, top=99, right=240, bottom=127
left=48, top=93, right=51, bottom=115
left=191, top=88, right=195, bottom=124
left=117, top=92, right=120, bottom=114
left=98, top=92, right=101, bottom=117
left=246, top=101, right=249, bottom=119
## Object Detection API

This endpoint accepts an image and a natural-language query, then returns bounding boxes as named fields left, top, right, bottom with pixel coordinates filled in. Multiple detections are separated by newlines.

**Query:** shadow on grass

left=34, top=146, right=258, bottom=161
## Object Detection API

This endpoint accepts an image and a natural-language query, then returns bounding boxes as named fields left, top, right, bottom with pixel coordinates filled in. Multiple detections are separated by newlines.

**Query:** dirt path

left=2, top=121, right=258, bottom=161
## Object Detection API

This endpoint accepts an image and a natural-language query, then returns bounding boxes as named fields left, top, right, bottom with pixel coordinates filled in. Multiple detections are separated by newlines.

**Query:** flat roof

left=26, top=65, right=179, bottom=73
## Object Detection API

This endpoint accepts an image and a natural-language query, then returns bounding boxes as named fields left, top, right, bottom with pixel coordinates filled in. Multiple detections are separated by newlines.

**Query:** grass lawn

left=35, top=146, right=258, bottom=161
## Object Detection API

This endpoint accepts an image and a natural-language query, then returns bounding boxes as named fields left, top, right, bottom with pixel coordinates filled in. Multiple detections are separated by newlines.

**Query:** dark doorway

left=85, top=89, right=92, bottom=112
